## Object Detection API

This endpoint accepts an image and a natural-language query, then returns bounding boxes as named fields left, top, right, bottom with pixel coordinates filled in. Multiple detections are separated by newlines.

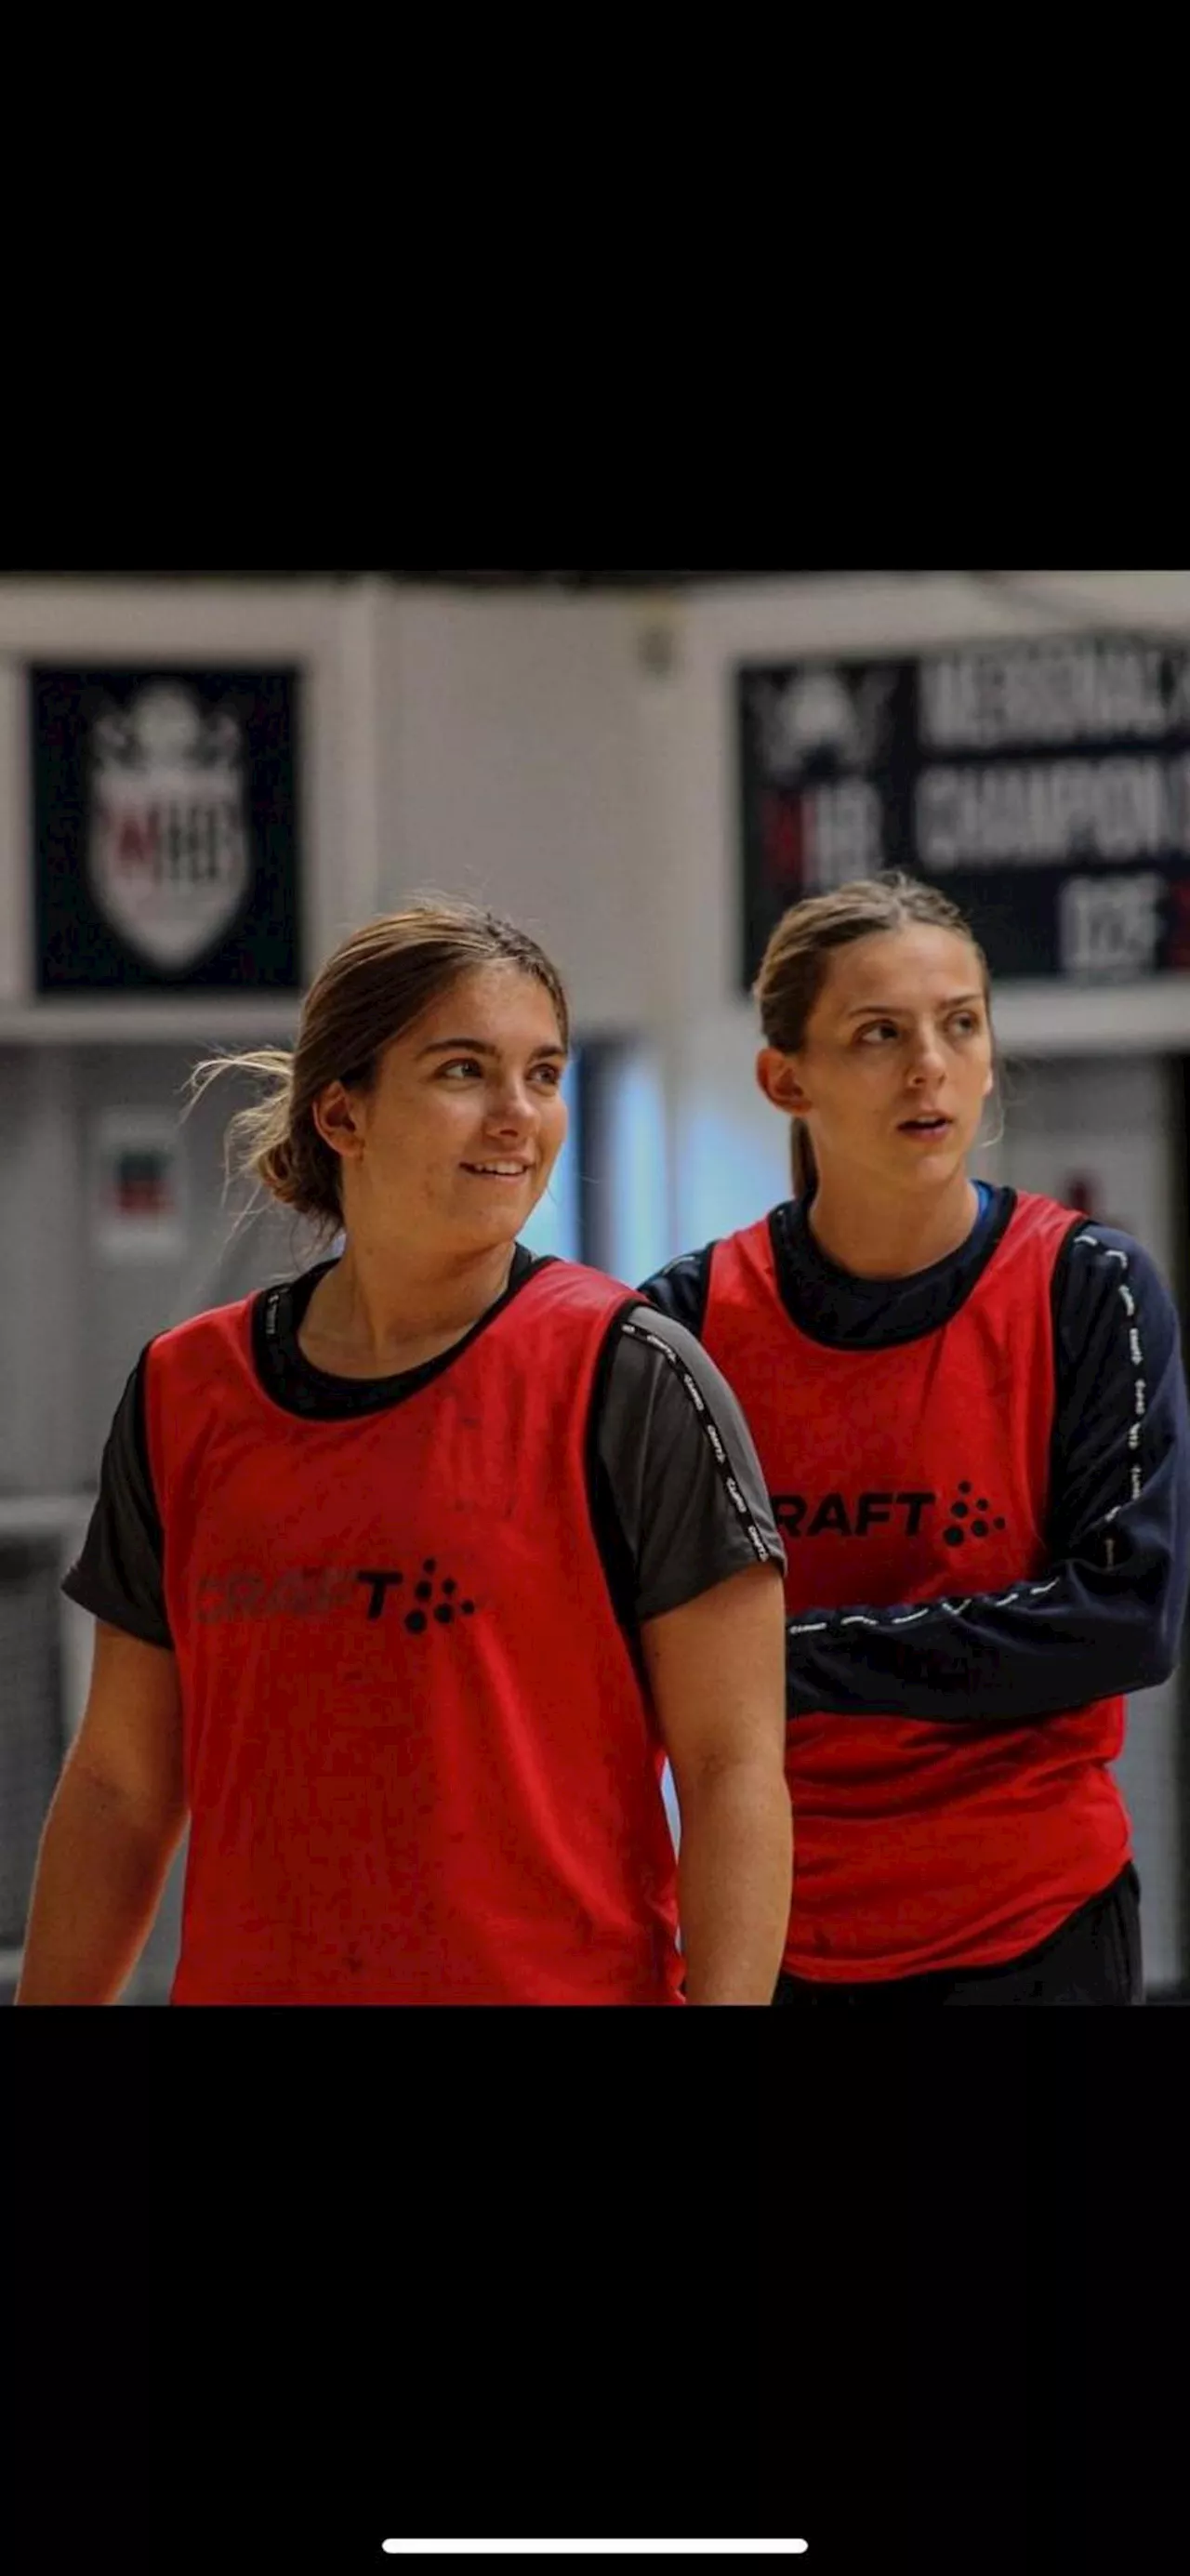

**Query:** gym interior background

left=1, top=567, right=1186, bottom=2001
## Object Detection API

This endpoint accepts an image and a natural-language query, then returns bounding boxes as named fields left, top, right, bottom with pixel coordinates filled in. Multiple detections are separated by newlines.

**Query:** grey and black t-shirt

left=64, top=1248, right=786, bottom=1646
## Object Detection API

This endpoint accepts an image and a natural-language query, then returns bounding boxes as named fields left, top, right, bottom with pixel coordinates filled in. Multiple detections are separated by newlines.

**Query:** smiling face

left=757, top=925, right=995, bottom=1199
left=311, top=962, right=569, bottom=1260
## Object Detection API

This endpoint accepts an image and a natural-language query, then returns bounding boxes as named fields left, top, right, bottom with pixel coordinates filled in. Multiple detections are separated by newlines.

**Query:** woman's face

left=316, top=963, right=569, bottom=1258
left=758, top=926, right=995, bottom=1197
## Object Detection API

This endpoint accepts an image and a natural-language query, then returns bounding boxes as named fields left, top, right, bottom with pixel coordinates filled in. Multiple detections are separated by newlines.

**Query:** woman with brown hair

left=641, top=872, right=1190, bottom=2004
left=19, top=901, right=791, bottom=2005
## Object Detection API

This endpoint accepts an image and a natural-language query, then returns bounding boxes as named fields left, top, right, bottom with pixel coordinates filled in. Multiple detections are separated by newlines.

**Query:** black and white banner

left=33, top=664, right=301, bottom=992
left=737, top=638, right=1190, bottom=989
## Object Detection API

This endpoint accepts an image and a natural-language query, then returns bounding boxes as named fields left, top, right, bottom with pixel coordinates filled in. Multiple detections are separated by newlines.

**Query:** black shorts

left=774, top=1863, right=1144, bottom=2006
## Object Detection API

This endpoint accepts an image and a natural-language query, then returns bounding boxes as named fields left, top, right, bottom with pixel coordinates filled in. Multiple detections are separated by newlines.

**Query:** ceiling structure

left=0, top=567, right=930, bottom=588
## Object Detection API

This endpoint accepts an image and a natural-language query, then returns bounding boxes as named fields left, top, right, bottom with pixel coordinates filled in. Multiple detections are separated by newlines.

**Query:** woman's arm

left=782, top=1228, right=1190, bottom=1725
left=641, top=1561, right=791, bottom=2004
left=592, top=1308, right=791, bottom=2002
left=16, top=1623, right=187, bottom=2004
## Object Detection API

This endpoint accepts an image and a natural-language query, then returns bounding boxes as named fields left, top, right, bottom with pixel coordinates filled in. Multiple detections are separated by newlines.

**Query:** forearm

left=677, top=1757, right=792, bottom=2004
left=16, top=1762, right=183, bottom=2005
left=787, top=1558, right=1183, bottom=1726
left=785, top=1226, right=1190, bottom=1728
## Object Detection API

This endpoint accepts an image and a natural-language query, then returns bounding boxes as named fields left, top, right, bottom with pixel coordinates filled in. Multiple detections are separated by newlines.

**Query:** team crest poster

left=32, top=666, right=301, bottom=991
left=737, top=639, right=1190, bottom=992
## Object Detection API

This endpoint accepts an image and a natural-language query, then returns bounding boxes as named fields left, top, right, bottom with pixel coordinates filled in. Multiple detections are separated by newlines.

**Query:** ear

left=757, top=1047, right=811, bottom=1116
left=311, top=1079, right=366, bottom=1164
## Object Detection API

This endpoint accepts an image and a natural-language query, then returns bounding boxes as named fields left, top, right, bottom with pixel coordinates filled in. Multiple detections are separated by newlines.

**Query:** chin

left=902, top=1146, right=969, bottom=1184
left=453, top=1210, right=529, bottom=1257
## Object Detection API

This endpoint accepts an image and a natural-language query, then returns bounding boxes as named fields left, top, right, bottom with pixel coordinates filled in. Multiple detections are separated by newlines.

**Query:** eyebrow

left=840, top=991, right=985, bottom=1020
left=416, top=1037, right=568, bottom=1060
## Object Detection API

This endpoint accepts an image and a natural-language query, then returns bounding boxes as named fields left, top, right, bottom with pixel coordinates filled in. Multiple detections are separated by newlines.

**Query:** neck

left=304, top=1231, right=517, bottom=1373
left=806, top=1168, right=981, bottom=1280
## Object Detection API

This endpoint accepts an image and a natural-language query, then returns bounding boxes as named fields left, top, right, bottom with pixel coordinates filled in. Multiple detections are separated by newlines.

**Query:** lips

left=898, top=1115, right=952, bottom=1135
left=461, top=1162, right=532, bottom=1178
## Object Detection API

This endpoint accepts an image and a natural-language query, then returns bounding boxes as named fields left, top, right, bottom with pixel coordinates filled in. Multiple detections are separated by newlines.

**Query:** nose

left=483, top=1074, right=536, bottom=1134
left=906, top=1025, right=946, bottom=1084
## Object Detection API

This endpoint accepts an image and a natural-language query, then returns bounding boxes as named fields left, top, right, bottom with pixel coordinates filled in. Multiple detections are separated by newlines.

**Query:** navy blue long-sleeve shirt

left=640, top=1184, right=1190, bottom=1726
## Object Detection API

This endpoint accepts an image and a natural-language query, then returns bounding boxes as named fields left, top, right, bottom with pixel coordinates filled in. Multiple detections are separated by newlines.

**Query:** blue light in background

left=518, top=1050, right=582, bottom=1262
left=583, top=1041, right=669, bottom=1287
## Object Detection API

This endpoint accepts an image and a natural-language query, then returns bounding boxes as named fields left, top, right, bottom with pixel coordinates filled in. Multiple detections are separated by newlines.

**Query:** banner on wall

left=91, top=1111, right=186, bottom=1261
left=33, top=666, right=301, bottom=990
left=737, top=637, right=1190, bottom=990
